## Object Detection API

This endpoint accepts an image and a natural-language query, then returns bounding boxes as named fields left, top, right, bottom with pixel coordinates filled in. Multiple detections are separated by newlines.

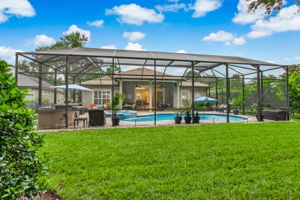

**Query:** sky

left=0, top=0, right=300, bottom=66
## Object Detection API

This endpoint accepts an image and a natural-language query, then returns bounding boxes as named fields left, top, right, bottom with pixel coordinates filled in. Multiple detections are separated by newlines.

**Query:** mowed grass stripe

left=41, top=122, right=300, bottom=199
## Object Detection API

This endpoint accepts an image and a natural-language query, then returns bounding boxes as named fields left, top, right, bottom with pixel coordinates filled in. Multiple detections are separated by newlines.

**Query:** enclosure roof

left=19, top=47, right=281, bottom=68
left=80, top=68, right=209, bottom=87
left=18, top=73, right=52, bottom=89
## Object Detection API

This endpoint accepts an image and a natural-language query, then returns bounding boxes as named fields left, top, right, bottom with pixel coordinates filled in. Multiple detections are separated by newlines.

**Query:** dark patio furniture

left=262, top=110, right=288, bottom=121
left=88, top=109, right=105, bottom=126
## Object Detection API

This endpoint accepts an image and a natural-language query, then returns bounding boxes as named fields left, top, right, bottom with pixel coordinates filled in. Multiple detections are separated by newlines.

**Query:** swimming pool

left=122, top=113, right=247, bottom=122
left=105, top=110, right=137, bottom=119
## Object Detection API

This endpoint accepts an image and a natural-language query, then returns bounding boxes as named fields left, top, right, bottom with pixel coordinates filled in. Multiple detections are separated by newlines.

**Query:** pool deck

left=37, top=111, right=280, bottom=132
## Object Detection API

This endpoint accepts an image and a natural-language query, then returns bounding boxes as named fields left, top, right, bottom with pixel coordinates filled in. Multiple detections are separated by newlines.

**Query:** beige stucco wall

left=181, top=87, right=207, bottom=106
left=24, top=88, right=64, bottom=105
left=81, top=85, right=119, bottom=108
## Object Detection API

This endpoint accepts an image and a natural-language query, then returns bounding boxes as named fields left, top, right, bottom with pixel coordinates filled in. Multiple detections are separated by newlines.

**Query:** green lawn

left=41, top=122, right=300, bottom=199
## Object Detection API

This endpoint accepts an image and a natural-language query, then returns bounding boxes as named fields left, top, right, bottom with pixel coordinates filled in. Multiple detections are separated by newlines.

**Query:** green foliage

left=42, top=121, right=300, bottom=199
left=0, top=60, right=46, bottom=199
left=110, top=93, right=125, bottom=110
left=289, top=71, right=300, bottom=113
left=106, top=65, right=122, bottom=74
left=36, top=32, right=88, bottom=51
left=230, top=97, right=245, bottom=109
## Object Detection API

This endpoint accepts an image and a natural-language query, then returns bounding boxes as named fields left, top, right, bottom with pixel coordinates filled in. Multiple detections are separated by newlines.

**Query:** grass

left=41, top=122, right=300, bottom=199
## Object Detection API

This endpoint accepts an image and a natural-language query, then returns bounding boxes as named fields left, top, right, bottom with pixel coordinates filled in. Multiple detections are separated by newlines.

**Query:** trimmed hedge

left=0, top=60, right=45, bottom=199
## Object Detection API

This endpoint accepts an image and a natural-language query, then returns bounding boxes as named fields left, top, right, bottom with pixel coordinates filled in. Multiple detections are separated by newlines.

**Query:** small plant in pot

left=110, top=93, right=125, bottom=126
left=184, top=110, right=192, bottom=124
left=230, top=97, right=244, bottom=115
left=193, top=112, right=200, bottom=123
left=174, top=112, right=182, bottom=124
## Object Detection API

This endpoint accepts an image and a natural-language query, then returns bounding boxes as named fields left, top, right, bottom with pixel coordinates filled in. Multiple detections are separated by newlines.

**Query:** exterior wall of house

left=23, top=88, right=64, bottom=106
left=180, top=87, right=207, bottom=106
left=81, top=85, right=119, bottom=108
left=81, top=82, right=208, bottom=109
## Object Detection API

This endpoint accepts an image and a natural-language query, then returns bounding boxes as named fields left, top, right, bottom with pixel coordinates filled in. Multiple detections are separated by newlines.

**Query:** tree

left=19, top=32, right=89, bottom=85
left=247, top=0, right=300, bottom=14
left=36, top=32, right=88, bottom=51
left=106, top=65, right=121, bottom=74
left=288, top=65, right=300, bottom=115
left=0, top=60, right=45, bottom=199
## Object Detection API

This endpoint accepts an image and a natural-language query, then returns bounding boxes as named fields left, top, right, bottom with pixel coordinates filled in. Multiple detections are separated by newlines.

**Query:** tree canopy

left=248, top=0, right=300, bottom=14
left=36, top=32, right=88, bottom=51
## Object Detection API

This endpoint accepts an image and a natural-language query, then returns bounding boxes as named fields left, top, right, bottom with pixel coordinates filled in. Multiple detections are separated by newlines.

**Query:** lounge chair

left=217, top=104, right=227, bottom=112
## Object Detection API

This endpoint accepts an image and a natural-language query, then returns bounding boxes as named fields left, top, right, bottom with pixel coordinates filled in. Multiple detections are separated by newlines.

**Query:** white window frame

left=93, top=89, right=111, bottom=106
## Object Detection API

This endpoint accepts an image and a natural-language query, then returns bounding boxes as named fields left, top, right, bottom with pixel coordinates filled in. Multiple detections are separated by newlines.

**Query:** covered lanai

left=15, top=48, right=289, bottom=128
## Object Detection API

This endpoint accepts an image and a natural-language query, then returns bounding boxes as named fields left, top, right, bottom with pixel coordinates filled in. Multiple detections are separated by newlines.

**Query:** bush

left=0, top=60, right=45, bottom=199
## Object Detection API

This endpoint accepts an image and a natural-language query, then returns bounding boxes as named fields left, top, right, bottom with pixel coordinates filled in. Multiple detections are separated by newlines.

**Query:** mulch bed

left=17, top=190, right=61, bottom=200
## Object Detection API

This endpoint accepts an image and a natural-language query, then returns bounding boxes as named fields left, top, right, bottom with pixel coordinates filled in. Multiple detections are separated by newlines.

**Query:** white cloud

left=0, top=0, right=35, bottom=23
left=33, top=34, right=56, bottom=47
left=247, top=5, right=300, bottom=39
left=267, top=60, right=276, bottom=63
left=282, top=56, right=300, bottom=62
left=247, top=30, right=272, bottom=39
left=0, top=46, right=22, bottom=64
left=203, top=30, right=246, bottom=45
left=233, top=0, right=265, bottom=24
left=106, top=3, right=164, bottom=25
left=63, top=25, right=91, bottom=41
left=155, top=3, right=186, bottom=12
left=176, top=49, right=187, bottom=53
left=123, top=32, right=146, bottom=41
left=100, top=45, right=116, bottom=49
left=232, top=36, right=247, bottom=45
left=295, top=56, right=300, bottom=60
left=87, top=20, right=104, bottom=27
left=192, top=0, right=221, bottom=18
left=203, top=30, right=235, bottom=42
left=125, top=42, right=145, bottom=51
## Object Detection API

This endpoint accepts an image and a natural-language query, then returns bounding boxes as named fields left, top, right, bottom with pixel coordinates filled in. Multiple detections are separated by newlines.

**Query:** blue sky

left=0, top=0, right=300, bottom=65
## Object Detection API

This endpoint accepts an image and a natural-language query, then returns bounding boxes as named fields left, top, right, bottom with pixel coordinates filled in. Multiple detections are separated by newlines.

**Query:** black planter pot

left=174, top=116, right=182, bottom=124
left=233, top=109, right=239, bottom=115
left=256, top=114, right=264, bottom=121
left=112, top=117, right=120, bottom=126
left=193, top=116, right=200, bottom=123
left=184, top=116, right=192, bottom=124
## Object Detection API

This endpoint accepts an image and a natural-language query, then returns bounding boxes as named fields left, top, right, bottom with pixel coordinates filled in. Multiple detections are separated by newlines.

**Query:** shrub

left=0, top=60, right=45, bottom=199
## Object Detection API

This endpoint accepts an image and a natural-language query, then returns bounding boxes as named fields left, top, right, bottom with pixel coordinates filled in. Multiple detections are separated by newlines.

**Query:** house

left=80, top=68, right=209, bottom=109
left=17, top=73, right=64, bottom=107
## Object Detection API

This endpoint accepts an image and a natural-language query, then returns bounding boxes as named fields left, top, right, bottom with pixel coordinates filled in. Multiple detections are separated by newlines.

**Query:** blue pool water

left=122, top=113, right=247, bottom=122
left=105, top=110, right=136, bottom=119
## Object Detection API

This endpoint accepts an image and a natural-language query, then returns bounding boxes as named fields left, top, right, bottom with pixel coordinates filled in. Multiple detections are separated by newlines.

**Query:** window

left=94, top=90, right=111, bottom=105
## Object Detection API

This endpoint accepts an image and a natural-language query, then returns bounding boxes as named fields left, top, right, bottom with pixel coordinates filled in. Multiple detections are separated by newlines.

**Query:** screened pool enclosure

left=15, top=48, right=289, bottom=128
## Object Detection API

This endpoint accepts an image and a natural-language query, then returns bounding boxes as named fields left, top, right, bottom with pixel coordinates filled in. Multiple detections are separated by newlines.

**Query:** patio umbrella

left=194, top=96, right=218, bottom=102
left=51, top=84, right=93, bottom=91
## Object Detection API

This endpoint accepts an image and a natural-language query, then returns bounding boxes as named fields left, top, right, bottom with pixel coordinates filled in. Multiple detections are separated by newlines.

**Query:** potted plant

left=110, top=93, right=125, bottom=126
left=174, top=112, right=182, bottom=124
left=184, top=110, right=192, bottom=124
left=193, top=112, right=200, bottom=123
left=230, top=97, right=244, bottom=115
